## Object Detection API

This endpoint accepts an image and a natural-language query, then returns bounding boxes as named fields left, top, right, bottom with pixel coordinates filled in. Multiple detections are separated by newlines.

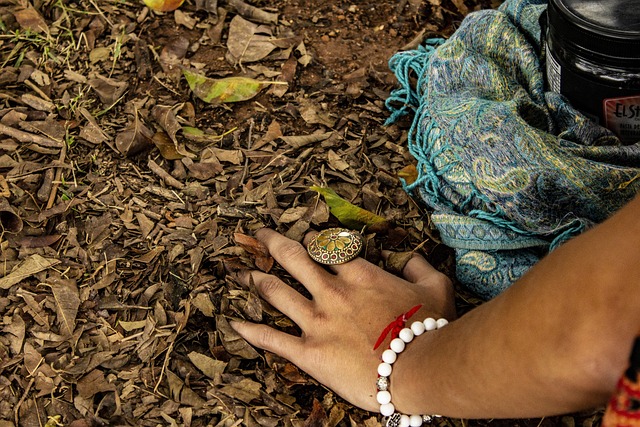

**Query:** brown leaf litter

left=0, top=0, right=603, bottom=426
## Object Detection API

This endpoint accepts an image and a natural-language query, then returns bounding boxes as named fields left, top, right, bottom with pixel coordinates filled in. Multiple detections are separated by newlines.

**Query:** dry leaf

left=279, top=132, right=333, bottom=149
left=5, top=312, right=26, bottom=355
left=182, top=157, right=223, bottom=180
left=167, top=370, right=206, bottom=407
left=219, top=377, right=262, bottom=403
left=310, top=186, right=391, bottom=231
left=152, top=105, right=182, bottom=143
left=226, top=16, right=277, bottom=64
left=17, top=234, right=61, bottom=248
left=115, top=110, right=154, bottom=156
left=299, top=98, right=336, bottom=127
left=304, top=399, right=328, bottom=427
left=269, top=55, right=297, bottom=98
left=327, top=150, right=350, bottom=172
left=88, top=75, right=128, bottom=105
left=254, top=120, right=282, bottom=149
left=242, top=291, right=263, bottom=322
left=77, top=369, right=115, bottom=398
left=187, top=351, right=227, bottom=380
left=397, top=164, right=418, bottom=185
left=234, top=233, right=274, bottom=272
left=0, top=254, right=59, bottom=289
left=216, top=315, right=259, bottom=359
left=191, top=293, right=215, bottom=317
left=13, top=6, right=48, bottom=33
left=48, top=280, right=80, bottom=336
left=279, top=206, right=308, bottom=223
left=159, top=36, right=189, bottom=80
left=118, top=320, right=147, bottom=331
left=152, top=131, right=184, bottom=160
left=385, top=251, right=414, bottom=275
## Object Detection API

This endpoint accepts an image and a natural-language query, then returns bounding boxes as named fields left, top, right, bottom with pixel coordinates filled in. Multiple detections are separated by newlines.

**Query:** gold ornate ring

left=307, top=228, right=364, bottom=265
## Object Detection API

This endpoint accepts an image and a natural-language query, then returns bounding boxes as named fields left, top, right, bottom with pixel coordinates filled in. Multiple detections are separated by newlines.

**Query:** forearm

left=392, top=195, right=640, bottom=418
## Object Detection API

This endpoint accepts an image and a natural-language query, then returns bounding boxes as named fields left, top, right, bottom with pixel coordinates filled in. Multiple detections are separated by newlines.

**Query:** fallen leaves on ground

left=0, top=0, right=602, bottom=426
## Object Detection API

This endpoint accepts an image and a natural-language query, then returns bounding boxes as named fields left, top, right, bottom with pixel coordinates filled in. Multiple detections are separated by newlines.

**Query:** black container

left=544, top=0, right=640, bottom=143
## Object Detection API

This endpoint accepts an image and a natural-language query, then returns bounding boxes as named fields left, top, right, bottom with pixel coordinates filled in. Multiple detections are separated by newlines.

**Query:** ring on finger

left=306, top=228, right=364, bottom=265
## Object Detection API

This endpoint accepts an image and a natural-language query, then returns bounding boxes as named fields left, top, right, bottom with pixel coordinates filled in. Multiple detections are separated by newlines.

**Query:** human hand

left=230, top=228, right=456, bottom=412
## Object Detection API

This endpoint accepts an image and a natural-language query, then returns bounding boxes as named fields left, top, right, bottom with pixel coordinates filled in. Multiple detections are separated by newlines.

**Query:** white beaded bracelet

left=376, top=317, right=448, bottom=427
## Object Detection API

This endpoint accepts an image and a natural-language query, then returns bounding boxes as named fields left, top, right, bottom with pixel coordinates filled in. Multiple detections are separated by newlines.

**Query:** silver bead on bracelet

left=376, top=317, right=449, bottom=427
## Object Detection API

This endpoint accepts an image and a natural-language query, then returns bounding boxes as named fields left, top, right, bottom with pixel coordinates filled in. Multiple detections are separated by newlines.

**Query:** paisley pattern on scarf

left=386, top=0, right=640, bottom=299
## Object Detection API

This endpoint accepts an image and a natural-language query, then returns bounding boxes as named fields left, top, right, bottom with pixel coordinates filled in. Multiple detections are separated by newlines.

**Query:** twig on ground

left=46, top=143, right=67, bottom=210
left=0, top=123, right=62, bottom=148
left=148, top=159, right=185, bottom=190
left=227, top=0, right=278, bottom=24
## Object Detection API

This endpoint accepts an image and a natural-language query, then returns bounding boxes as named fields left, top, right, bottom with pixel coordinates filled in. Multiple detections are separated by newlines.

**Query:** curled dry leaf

left=151, top=105, right=195, bottom=159
left=183, top=69, right=286, bottom=104
left=385, top=251, right=415, bottom=275
left=115, top=109, right=154, bottom=156
left=234, top=232, right=274, bottom=272
left=166, top=370, right=206, bottom=408
left=152, top=105, right=181, bottom=143
left=310, top=185, right=391, bottom=232
left=152, top=131, right=184, bottom=160
left=397, top=164, right=419, bottom=185
left=216, top=315, right=260, bottom=359
left=242, top=290, right=263, bottom=322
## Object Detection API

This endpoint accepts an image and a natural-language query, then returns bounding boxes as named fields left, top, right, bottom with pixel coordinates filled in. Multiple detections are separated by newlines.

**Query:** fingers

left=382, top=250, right=457, bottom=319
left=241, top=270, right=314, bottom=328
left=256, top=228, right=332, bottom=294
left=230, top=320, right=304, bottom=362
left=397, top=252, right=443, bottom=283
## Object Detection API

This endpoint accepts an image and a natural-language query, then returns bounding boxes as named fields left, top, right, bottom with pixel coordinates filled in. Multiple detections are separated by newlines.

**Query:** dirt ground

left=0, top=0, right=604, bottom=426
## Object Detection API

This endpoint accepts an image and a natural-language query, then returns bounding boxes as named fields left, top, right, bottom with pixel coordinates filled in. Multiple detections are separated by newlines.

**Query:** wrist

left=376, top=317, right=448, bottom=426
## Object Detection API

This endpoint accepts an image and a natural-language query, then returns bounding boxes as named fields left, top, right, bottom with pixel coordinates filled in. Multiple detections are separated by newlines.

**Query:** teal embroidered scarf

left=387, top=0, right=640, bottom=299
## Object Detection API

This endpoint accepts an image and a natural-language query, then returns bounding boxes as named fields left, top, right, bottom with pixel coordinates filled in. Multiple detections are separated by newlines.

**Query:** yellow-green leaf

left=143, top=0, right=185, bottom=12
left=183, top=69, right=286, bottom=104
left=310, top=186, right=390, bottom=231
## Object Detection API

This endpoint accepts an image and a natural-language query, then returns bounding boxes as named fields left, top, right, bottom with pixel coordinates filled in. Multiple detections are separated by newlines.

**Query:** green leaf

left=310, top=185, right=390, bottom=231
left=183, top=69, right=286, bottom=104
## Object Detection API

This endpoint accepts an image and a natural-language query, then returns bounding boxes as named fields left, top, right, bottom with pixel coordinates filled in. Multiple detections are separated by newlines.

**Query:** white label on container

left=545, top=45, right=561, bottom=93
left=603, top=95, right=640, bottom=143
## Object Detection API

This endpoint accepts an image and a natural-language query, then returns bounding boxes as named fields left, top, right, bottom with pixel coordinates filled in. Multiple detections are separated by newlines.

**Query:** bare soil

left=0, top=0, right=603, bottom=426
